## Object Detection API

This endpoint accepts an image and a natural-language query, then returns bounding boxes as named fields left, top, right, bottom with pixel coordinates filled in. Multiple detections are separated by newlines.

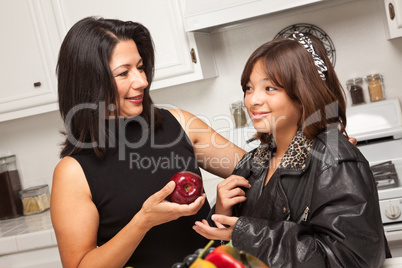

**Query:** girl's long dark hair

left=241, top=35, right=347, bottom=143
left=57, top=17, right=162, bottom=158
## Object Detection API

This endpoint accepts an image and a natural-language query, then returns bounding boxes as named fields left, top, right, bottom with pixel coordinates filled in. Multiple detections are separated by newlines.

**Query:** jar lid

left=0, top=155, right=16, bottom=164
left=231, top=101, right=244, bottom=109
left=346, top=77, right=363, bottom=85
left=0, top=155, right=17, bottom=173
left=20, top=184, right=49, bottom=198
left=365, top=73, right=383, bottom=81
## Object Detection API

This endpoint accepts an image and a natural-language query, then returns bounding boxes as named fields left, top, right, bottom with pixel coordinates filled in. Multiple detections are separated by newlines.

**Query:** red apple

left=169, top=171, right=203, bottom=204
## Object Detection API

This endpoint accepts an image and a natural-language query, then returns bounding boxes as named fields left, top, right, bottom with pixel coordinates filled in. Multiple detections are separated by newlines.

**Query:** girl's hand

left=138, top=181, right=206, bottom=231
left=193, top=214, right=239, bottom=241
left=216, top=175, right=250, bottom=216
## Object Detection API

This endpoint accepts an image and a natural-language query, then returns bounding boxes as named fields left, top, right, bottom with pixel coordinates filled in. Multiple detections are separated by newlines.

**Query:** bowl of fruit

left=172, top=240, right=269, bottom=268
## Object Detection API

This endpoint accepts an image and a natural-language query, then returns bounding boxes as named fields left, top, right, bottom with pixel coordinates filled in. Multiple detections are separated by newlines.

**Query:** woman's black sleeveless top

left=71, top=109, right=210, bottom=267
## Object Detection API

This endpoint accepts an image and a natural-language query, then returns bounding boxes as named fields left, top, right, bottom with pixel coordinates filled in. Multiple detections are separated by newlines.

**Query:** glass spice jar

left=365, top=74, right=385, bottom=102
left=231, top=101, right=247, bottom=128
left=20, top=184, right=50, bottom=215
left=346, top=78, right=365, bottom=106
left=0, top=155, right=23, bottom=220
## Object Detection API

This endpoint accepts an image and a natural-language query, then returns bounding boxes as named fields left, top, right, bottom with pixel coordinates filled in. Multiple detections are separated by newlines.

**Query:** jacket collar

left=253, top=130, right=313, bottom=172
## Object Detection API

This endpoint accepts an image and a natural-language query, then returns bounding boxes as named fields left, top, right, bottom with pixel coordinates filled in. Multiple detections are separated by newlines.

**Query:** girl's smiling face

left=109, top=39, right=148, bottom=118
left=244, top=60, right=301, bottom=138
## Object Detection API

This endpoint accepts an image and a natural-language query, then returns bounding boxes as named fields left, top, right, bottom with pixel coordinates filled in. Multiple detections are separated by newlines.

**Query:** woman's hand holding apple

left=136, top=180, right=206, bottom=231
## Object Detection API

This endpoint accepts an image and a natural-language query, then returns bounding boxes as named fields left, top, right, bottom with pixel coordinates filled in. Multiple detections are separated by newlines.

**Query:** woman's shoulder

left=52, top=156, right=91, bottom=199
left=54, top=156, right=84, bottom=180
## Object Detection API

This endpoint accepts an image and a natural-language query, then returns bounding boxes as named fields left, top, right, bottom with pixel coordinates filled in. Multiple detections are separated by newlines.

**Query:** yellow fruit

left=189, top=258, right=217, bottom=268
left=239, top=251, right=269, bottom=268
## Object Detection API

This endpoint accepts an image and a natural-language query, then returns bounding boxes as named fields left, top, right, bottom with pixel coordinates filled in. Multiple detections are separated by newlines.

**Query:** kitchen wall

left=0, top=111, right=63, bottom=189
left=0, top=0, right=401, bottom=189
left=151, top=0, right=402, bottom=131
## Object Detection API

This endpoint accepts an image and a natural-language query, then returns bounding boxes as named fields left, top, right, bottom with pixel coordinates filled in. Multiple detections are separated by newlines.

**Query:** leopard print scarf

left=253, top=130, right=313, bottom=171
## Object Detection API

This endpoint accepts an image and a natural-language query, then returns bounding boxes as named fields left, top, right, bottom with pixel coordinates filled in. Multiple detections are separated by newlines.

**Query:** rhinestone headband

left=289, top=32, right=328, bottom=81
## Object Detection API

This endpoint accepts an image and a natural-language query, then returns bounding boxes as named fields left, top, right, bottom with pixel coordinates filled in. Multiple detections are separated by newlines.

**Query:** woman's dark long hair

left=241, top=35, right=347, bottom=143
left=57, top=17, right=162, bottom=158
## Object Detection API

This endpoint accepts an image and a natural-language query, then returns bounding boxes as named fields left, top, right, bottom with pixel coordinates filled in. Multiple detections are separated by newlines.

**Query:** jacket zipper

left=301, top=206, right=310, bottom=222
left=296, top=206, right=310, bottom=224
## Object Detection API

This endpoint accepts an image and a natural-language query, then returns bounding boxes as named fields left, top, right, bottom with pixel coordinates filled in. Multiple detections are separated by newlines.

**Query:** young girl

left=193, top=32, right=390, bottom=267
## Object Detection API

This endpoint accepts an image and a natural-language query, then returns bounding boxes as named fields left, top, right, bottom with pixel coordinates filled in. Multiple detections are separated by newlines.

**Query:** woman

left=51, top=17, right=245, bottom=267
left=193, top=32, right=390, bottom=267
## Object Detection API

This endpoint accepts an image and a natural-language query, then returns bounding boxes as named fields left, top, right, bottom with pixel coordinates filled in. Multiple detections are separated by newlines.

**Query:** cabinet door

left=0, top=0, right=216, bottom=122
left=383, top=0, right=402, bottom=39
left=184, top=0, right=327, bottom=31
left=0, top=0, right=60, bottom=119
left=0, top=245, right=62, bottom=268
left=54, top=0, right=217, bottom=90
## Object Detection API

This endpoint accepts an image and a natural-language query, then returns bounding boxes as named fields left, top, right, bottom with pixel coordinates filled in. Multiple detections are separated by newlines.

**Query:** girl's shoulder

left=314, top=128, right=366, bottom=165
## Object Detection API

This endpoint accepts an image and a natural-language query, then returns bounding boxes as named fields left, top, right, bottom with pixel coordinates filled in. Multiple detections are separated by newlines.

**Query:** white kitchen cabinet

left=0, top=0, right=217, bottom=122
left=55, top=0, right=217, bottom=90
left=184, top=0, right=355, bottom=32
left=0, top=0, right=60, bottom=122
left=0, top=246, right=62, bottom=268
left=383, top=0, right=402, bottom=39
left=0, top=211, right=61, bottom=268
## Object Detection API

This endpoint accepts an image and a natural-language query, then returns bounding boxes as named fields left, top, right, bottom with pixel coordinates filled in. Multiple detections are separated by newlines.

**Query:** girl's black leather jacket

left=230, top=129, right=391, bottom=267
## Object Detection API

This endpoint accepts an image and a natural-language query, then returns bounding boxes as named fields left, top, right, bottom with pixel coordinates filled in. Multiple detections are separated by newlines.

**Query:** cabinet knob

left=33, top=82, right=41, bottom=87
left=389, top=3, right=395, bottom=20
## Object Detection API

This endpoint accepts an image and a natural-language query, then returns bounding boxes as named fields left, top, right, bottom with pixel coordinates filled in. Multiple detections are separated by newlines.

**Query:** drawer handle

left=190, top=48, right=197, bottom=64
left=33, top=82, right=41, bottom=87
left=389, top=3, right=395, bottom=20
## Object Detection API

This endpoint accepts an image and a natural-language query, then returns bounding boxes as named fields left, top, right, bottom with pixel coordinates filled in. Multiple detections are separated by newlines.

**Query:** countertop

left=1, top=211, right=402, bottom=267
left=0, top=210, right=57, bottom=256
left=382, top=257, right=402, bottom=267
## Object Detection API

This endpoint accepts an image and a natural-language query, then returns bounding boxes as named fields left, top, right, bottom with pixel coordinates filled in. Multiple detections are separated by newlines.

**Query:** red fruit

left=204, top=250, right=245, bottom=268
left=169, top=171, right=203, bottom=204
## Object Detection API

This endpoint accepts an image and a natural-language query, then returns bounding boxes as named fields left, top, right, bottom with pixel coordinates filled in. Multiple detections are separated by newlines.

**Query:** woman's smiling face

left=244, top=60, right=301, bottom=137
left=109, top=39, right=148, bottom=118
